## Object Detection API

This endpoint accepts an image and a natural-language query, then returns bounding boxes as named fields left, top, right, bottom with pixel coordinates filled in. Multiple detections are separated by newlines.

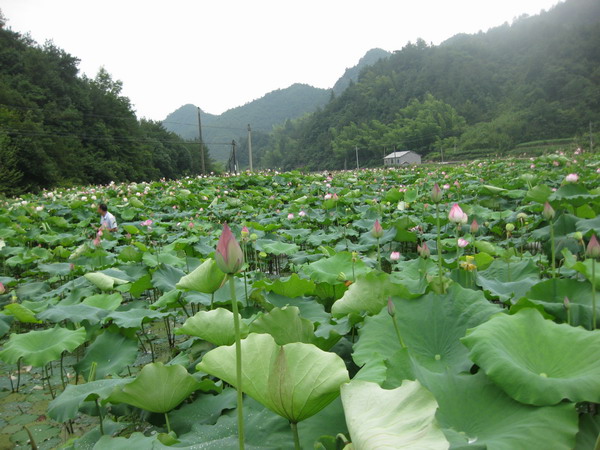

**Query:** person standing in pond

left=97, top=203, right=118, bottom=232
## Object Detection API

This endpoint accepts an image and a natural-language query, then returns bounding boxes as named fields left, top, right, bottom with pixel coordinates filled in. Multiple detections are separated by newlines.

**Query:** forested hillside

left=0, top=16, right=209, bottom=195
left=256, top=0, right=600, bottom=170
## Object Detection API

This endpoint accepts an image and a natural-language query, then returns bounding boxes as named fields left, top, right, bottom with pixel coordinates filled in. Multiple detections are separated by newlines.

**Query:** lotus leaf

left=420, top=370, right=578, bottom=449
left=175, top=308, right=249, bottom=346
left=341, top=379, right=447, bottom=449
left=84, top=272, right=129, bottom=290
left=74, top=331, right=139, bottom=380
left=107, top=362, right=202, bottom=413
left=0, top=326, right=86, bottom=367
left=197, top=333, right=349, bottom=423
left=48, top=378, right=131, bottom=422
left=462, top=308, right=600, bottom=405
left=176, top=258, right=226, bottom=293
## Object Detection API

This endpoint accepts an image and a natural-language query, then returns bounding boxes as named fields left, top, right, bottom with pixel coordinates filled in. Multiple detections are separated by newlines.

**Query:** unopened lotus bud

left=470, top=219, right=479, bottom=234
left=448, top=203, right=466, bottom=224
left=0, top=282, right=5, bottom=295
left=417, top=242, right=431, bottom=258
left=387, top=297, right=395, bottom=317
left=505, top=223, right=515, bottom=232
left=250, top=233, right=258, bottom=241
left=215, top=223, right=244, bottom=274
left=572, top=231, right=583, bottom=242
left=241, top=226, right=249, bottom=237
left=543, top=202, right=555, bottom=221
left=371, top=219, right=384, bottom=239
left=351, top=251, right=358, bottom=262
left=564, top=296, right=570, bottom=310
left=431, top=183, right=443, bottom=203
left=259, top=251, right=267, bottom=258
left=586, top=235, right=600, bottom=259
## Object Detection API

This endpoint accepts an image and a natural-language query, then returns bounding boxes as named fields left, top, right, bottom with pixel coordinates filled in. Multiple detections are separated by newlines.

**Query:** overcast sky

left=3, top=0, right=562, bottom=120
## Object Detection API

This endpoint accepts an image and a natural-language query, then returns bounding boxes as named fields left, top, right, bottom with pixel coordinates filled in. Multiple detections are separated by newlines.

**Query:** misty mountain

left=162, top=48, right=392, bottom=162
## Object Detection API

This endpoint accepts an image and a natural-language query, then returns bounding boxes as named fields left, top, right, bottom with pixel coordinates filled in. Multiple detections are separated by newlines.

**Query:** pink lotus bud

left=371, top=219, right=384, bottom=239
left=565, top=173, right=579, bottom=183
left=470, top=219, right=479, bottom=234
left=390, top=251, right=401, bottom=261
left=97, top=230, right=103, bottom=237
left=141, top=219, right=153, bottom=227
left=188, top=222, right=194, bottom=228
left=0, top=282, right=5, bottom=295
left=333, top=193, right=339, bottom=201
left=431, top=183, right=443, bottom=203
left=417, top=242, right=431, bottom=258
left=287, top=213, right=294, bottom=220
left=542, top=202, right=555, bottom=221
left=587, top=235, right=600, bottom=259
left=324, top=193, right=332, bottom=200
left=564, top=296, right=570, bottom=310
left=241, top=226, right=249, bottom=237
left=69, top=263, right=75, bottom=271
left=457, top=238, right=469, bottom=248
left=448, top=203, right=466, bottom=224
left=387, top=297, right=395, bottom=317
left=215, top=223, right=244, bottom=274
left=93, top=236, right=101, bottom=247
left=298, top=210, right=306, bottom=217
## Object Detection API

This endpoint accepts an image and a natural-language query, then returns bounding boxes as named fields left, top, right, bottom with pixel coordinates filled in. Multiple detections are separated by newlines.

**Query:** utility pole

left=590, top=121, right=594, bottom=153
left=247, top=124, right=253, bottom=172
left=231, top=140, right=237, bottom=174
left=197, top=107, right=206, bottom=174
left=355, top=146, right=359, bottom=170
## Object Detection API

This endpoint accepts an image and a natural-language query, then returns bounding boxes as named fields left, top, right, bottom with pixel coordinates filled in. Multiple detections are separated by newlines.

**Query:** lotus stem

left=435, top=203, right=444, bottom=293
left=376, top=238, right=381, bottom=271
left=290, top=421, right=301, bottom=450
left=96, top=399, right=105, bottom=435
left=592, top=259, right=596, bottom=330
left=16, top=358, right=21, bottom=393
left=550, top=220, right=556, bottom=278
left=164, top=412, right=171, bottom=435
left=229, top=275, right=245, bottom=449
left=391, top=314, right=406, bottom=349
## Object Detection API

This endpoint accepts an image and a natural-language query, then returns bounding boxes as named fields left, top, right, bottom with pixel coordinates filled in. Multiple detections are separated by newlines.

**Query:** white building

left=383, top=151, right=421, bottom=166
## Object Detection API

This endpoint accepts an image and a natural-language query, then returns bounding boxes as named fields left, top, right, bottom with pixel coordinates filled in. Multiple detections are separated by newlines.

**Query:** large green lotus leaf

left=37, top=262, right=73, bottom=276
left=168, top=389, right=237, bottom=435
left=175, top=308, right=249, bottom=346
left=0, top=316, right=13, bottom=338
left=175, top=397, right=292, bottom=449
left=152, top=263, right=186, bottom=292
left=258, top=239, right=299, bottom=256
left=302, top=252, right=369, bottom=285
left=576, top=215, right=600, bottom=236
left=37, top=304, right=109, bottom=325
left=197, top=333, right=349, bottom=423
left=176, top=258, right=227, bottom=294
left=475, top=258, right=539, bottom=303
left=3, top=303, right=42, bottom=324
left=253, top=273, right=315, bottom=298
left=93, top=432, right=168, bottom=449
left=249, top=306, right=335, bottom=349
left=353, top=284, right=502, bottom=376
left=84, top=272, right=129, bottom=290
left=462, top=308, right=600, bottom=405
left=524, top=278, right=595, bottom=328
left=142, top=251, right=186, bottom=268
left=74, top=331, right=139, bottom=380
left=532, top=214, right=579, bottom=240
left=104, top=308, right=170, bottom=329
left=0, top=326, right=86, bottom=367
left=129, top=273, right=154, bottom=298
left=563, top=249, right=600, bottom=289
left=48, top=378, right=131, bottom=422
left=549, top=183, right=597, bottom=207
left=340, top=379, right=447, bottom=449
left=107, top=362, right=202, bottom=413
left=419, top=370, right=578, bottom=450
left=150, top=289, right=181, bottom=310
left=82, top=293, right=123, bottom=310
left=266, top=293, right=330, bottom=325
left=331, top=271, right=391, bottom=316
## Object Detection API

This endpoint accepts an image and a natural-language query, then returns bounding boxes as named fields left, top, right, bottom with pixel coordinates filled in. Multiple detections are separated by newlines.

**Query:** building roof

left=384, top=151, right=415, bottom=159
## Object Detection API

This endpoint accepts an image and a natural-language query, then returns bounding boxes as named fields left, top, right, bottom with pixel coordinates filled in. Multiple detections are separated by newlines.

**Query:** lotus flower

left=241, top=226, right=249, bottom=237
left=298, top=211, right=306, bottom=217
left=371, top=219, right=384, bottom=239
left=287, top=213, right=294, bottom=220
left=417, top=242, right=431, bottom=258
left=0, top=282, right=5, bottom=295
left=390, top=251, right=400, bottom=261
left=141, top=219, right=153, bottom=227
left=457, top=237, right=469, bottom=248
left=565, top=173, right=579, bottom=183
left=470, top=219, right=479, bottom=234
left=448, top=203, right=467, bottom=224
left=587, top=235, right=600, bottom=259
left=543, top=202, right=555, bottom=221
left=215, top=223, right=244, bottom=274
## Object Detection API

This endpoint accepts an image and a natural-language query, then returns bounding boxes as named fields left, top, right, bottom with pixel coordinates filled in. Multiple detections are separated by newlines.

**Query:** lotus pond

left=0, top=150, right=599, bottom=449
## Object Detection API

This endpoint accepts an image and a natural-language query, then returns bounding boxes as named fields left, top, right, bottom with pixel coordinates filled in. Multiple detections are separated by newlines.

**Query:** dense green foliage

left=0, top=151, right=599, bottom=448
left=257, top=0, right=600, bottom=170
left=0, top=21, right=208, bottom=195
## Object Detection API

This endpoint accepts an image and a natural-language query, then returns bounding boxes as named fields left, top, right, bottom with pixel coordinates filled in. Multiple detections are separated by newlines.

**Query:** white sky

left=2, top=0, right=562, bottom=120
